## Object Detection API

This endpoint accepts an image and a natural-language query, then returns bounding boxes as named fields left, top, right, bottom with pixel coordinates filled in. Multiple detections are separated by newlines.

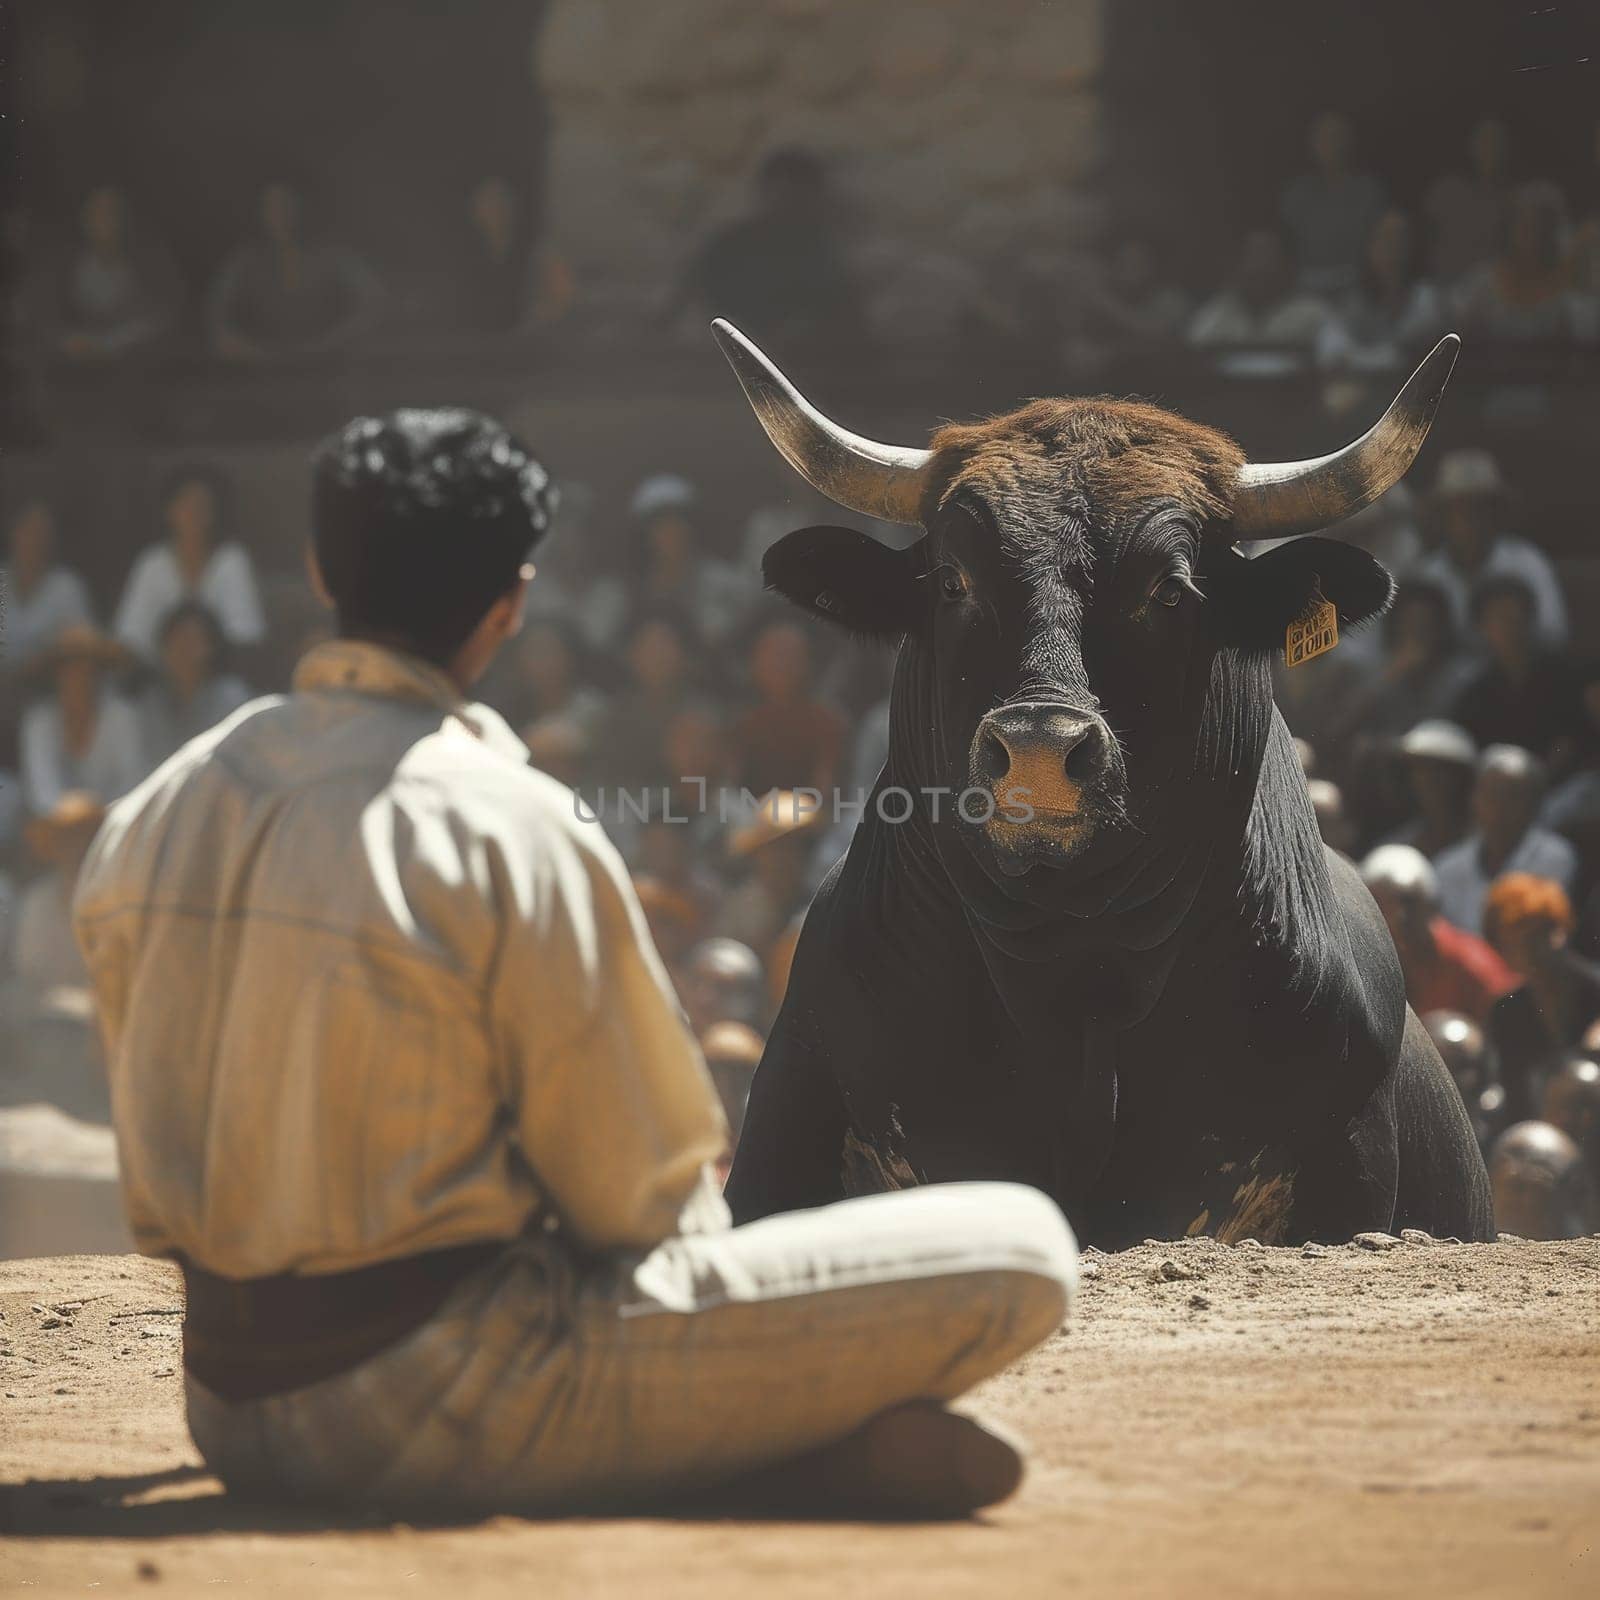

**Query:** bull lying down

left=715, top=321, right=1493, bottom=1248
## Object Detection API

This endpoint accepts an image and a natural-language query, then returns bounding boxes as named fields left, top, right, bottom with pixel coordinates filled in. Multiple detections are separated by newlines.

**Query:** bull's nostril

left=977, top=729, right=1011, bottom=783
left=1062, top=725, right=1099, bottom=780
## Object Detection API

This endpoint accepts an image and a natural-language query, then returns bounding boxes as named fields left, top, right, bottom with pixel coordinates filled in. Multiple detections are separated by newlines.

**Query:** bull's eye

left=1151, top=575, right=1187, bottom=609
left=940, top=569, right=969, bottom=603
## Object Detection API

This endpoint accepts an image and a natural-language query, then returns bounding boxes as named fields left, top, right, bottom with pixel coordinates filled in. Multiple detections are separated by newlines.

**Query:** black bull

left=714, top=321, right=1494, bottom=1247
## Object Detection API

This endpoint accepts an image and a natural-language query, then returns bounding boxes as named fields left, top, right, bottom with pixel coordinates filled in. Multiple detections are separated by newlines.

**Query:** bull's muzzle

left=972, top=702, right=1111, bottom=823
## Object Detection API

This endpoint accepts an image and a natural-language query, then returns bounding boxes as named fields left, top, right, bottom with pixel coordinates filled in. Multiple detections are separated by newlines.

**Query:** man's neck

left=339, top=631, right=471, bottom=696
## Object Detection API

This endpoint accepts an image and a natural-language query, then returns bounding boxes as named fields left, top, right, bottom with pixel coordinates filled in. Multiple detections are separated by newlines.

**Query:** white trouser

left=186, top=1182, right=1077, bottom=1513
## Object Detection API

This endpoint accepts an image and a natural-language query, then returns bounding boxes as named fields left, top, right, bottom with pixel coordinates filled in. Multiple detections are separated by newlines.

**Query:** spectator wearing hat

left=2, top=498, right=95, bottom=669
left=1422, top=1010, right=1507, bottom=1152
left=1433, top=746, right=1577, bottom=935
left=594, top=475, right=756, bottom=649
left=1543, top=1056, right=1600, bottom=1196
left=1484, top=874, right=1600, bottom=1124
left=681, top=938, right=769, bottom=1038
left=19, top=626, right=144, bottom=815
left=1308, top=779, right=1356, bottom=857
left=1385, top=720, right=1478, bottom=860
left=732, top=620, right=846, bottom=799
left=114, top=467, right=265, bottom=662
left=1410, top=449, right=1567, bottom=650
left=133, top=602, right=254, bottom=770
left=1361, top=845, right=1516, bottom=1023
left=1487, top=1120, right=1596, bottom=1239
left=1450, top=575, right=1582, bottom=760
left=716, top=789, right=827, bottom=958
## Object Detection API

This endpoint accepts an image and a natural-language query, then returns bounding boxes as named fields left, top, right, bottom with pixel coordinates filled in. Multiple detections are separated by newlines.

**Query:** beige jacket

left=73, top=640, right=727, bottom=1277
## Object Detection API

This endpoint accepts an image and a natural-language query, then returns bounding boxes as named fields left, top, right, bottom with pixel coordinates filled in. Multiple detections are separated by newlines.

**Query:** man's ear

left=762, top=525, right=925, bottom=638
left=1204, top=536, right=1395, bottom=653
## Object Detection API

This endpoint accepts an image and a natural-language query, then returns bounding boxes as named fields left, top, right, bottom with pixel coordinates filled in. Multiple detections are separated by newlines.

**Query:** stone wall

left=538, top=0, right=1106, bottom=336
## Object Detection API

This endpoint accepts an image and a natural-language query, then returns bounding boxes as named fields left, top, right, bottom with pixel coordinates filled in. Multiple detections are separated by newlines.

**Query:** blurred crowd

left=4, top=107, right=1600, bottom=1240
left=1051, top=111, right=1600, bottom=385
left=7, top=114, right=1600, bottom=376
left=4, top=175, right=563, bottom=366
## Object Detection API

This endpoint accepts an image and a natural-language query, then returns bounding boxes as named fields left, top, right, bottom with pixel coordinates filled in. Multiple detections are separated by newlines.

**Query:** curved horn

left=1232, top=334, right=1461, bottom=543
left=711, top=318, right=929, bottom=526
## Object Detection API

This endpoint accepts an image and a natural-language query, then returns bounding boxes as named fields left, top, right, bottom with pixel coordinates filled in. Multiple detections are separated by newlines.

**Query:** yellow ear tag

left=1285, top=597, right=1338, bottom=668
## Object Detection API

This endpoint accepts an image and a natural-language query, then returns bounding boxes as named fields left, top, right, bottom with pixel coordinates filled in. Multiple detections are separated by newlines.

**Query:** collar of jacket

left=293, top=638, right=528, bottom=764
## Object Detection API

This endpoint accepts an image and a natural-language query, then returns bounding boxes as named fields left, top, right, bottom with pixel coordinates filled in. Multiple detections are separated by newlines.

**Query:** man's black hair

left=311, top=408, right=556, bottom=666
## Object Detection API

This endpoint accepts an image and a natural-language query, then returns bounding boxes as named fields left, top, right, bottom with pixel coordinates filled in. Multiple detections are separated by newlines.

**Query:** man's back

left=75, top=641, right=722, bottom=1277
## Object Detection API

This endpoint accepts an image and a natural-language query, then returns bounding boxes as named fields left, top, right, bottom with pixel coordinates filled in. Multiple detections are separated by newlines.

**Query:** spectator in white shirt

left=1409, top=449, right=1567, bottom=651
left=3, top=498, right=94, bottom=667
left=19, top=625, right=145, bottom=815
left=133, top=601, right=254, bottom=769
left=1433, top=745, right=1578, bottom=935
left=113, top=467, right=265, bottom=661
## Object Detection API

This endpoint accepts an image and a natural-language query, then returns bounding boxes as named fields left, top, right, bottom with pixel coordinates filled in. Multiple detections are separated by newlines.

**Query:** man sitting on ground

left=72, top=408, right=1076, bottom=1519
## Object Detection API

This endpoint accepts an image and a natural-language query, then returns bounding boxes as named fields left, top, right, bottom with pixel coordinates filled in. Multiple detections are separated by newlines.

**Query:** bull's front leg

left=724, top=1009, right=848, bottom=1224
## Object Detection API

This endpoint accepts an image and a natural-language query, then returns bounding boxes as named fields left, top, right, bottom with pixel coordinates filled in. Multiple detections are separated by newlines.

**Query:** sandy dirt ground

left=0, top=1236, right=1596, bottom=1598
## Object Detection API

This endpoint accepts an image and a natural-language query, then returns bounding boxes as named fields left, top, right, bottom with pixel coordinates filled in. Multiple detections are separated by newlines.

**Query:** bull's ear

left=762, top=525, right=924, bottom=638
left=1205, top=536, right=1394, bottom=653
